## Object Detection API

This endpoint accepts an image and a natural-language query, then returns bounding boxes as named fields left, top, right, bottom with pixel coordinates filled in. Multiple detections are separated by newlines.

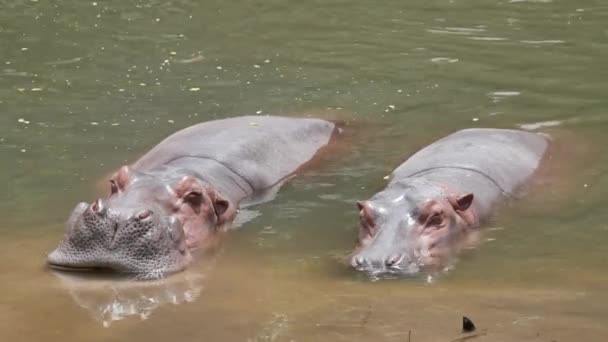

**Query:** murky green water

left=2, top=0, right=608, bottom=340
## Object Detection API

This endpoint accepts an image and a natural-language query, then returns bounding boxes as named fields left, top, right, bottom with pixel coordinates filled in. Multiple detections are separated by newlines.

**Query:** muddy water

left=2, top=0, right=608, bottom=341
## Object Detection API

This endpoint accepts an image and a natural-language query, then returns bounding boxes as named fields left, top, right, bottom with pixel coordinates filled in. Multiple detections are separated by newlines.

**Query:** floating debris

left=31, top=87, right=43, bottom=91
left=462, top=316, right=476, bottom=332
left=168, top=119, right=174, bottom=123
left=189, top=87, right=200, bottom=92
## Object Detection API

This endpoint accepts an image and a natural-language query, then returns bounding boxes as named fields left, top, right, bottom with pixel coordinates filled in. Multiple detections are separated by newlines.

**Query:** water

left=1, top=0, right=608, bottom=340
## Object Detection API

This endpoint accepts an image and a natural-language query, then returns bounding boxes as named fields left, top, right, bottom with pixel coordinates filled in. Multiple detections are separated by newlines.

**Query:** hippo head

left=48, top=166, right=234, bottom=279
left=350, top=178, right=478, bottom=276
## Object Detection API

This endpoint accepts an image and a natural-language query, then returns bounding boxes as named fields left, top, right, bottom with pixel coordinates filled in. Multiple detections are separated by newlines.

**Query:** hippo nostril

left=385, top=254, right=403, bottom=267
left=136, top=210, right=152, bottom=220
left=353, top=256, right=368, bottom=268
left=90, top=199, right=106, bottom=215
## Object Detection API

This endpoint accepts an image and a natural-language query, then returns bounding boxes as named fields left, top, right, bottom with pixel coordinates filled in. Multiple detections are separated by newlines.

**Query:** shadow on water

left=49, top=268, right=207, bottom=327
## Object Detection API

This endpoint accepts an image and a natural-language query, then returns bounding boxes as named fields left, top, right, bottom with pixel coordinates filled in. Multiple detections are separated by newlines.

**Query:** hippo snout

left=48, top=199, right=192, bottom=278
left=351, top=253, right=406, bottom=271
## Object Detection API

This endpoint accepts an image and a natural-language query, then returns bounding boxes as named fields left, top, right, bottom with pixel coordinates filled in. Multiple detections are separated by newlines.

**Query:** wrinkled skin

left=351, top=178, right=478, bottom=275
left=350, top=128, right=548, bottom=277
left=48, top=166, right=233, bottom=279
left=48, top=115, right=336, bottom=279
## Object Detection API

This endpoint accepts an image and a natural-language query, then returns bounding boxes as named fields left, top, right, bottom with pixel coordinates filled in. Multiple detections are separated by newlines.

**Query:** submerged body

left=351, top=128, right=548, bottom=275
left=49, top=115, right=337, bottom=278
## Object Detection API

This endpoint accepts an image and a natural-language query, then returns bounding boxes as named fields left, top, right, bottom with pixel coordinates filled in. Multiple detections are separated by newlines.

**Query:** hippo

left=351, top=128, right=548, bottom=276
left=48, top=115, right=338, bottom=279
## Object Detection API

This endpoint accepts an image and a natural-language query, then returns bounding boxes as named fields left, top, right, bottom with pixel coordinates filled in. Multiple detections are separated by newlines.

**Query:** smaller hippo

left=350, top=128, right=548, bottom=276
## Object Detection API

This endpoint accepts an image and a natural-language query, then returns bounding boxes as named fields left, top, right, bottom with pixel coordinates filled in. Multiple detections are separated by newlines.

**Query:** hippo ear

left=207, top=189, right=231, bottom=225
left=453, top=193, right=474, bottom=211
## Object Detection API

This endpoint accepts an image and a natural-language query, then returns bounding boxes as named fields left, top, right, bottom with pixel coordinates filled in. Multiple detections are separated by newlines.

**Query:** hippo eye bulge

left=426, top=212, right=444, bottom=228
left=109, top=179, right=118, bottom=195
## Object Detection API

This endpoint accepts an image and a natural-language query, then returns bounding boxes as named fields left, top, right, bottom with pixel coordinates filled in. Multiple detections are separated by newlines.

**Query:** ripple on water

left=520, top=40, right=565, bottom=44
left=430, top=57, right=459, bottom=63
left=468, top=37, right=508, bottom=41
left=487, top=91, right=521, bottom=103
left=426, top=26, right=485, bottom=36
left=519, top=120, right=563, bottom=131
left=509, top=0, right=553, bottom=3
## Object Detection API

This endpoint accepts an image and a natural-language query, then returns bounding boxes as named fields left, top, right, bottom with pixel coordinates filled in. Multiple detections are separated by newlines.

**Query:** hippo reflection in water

left=48, top=115, right=339, bottom=279
left=351, top=128, right=549, bottom=276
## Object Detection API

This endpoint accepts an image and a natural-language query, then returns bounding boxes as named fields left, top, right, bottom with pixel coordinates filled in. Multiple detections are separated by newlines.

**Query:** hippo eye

left=109, top=179, right=118, bottom=195
left=426, top=212, right=444, bottom=227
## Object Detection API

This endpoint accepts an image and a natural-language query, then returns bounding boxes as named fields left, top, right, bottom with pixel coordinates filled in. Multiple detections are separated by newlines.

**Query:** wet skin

left=48, top=115, right=337, bottom=279
left=351, top=128, right=549, bottom=276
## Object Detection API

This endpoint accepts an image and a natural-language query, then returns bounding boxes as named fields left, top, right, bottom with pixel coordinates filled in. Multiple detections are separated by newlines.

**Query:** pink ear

left=207, top=189, right=231, bottom=225
left=453, top=193, right=474, bottom=211
left=111, top=165, right=131, bottom=191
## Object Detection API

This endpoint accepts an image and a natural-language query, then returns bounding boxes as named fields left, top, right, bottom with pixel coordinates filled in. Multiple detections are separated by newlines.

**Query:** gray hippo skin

left=48, top=115, right=337, bottom=279
left=351, top=128, right=548, bottom=276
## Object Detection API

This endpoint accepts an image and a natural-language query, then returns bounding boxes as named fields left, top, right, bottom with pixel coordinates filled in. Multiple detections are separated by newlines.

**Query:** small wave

left=468, top=37, right=508, bottom=41
left=430, top=57, right=459, bottom=63
left=520, top=40, right=565, bottom=44
left=509, top=0, right=553, bottom=3
left=487, top=91, right=521, bottom=103
left=519, top=120, right=562, bottom=131
left=427, top=27, right=484, bottom=35
left=489, top=91, right=521, bottom=97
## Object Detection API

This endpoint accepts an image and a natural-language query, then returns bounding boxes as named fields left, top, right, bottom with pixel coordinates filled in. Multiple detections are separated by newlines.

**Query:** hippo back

left=391, top=128, right=548, bottom=194
left=132, top=115, right=335, bottom=191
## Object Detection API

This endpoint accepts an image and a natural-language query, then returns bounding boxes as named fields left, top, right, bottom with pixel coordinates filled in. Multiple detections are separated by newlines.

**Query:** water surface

left=1, top=0, right=608, bottom=341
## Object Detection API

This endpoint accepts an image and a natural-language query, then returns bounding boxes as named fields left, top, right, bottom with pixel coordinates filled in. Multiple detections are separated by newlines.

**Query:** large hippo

left=351, top=128, right=548, bottom=276
left=48, top=115, right=338, bottom=279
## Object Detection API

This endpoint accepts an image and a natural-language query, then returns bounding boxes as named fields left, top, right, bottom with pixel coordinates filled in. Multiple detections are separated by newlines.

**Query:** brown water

left=2, top=0, right=608, bottom=341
